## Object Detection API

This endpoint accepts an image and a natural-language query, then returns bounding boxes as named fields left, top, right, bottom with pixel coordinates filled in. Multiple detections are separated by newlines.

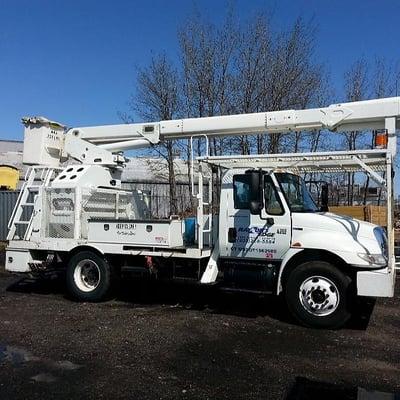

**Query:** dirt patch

left=0, top=274, right=399, bottom=399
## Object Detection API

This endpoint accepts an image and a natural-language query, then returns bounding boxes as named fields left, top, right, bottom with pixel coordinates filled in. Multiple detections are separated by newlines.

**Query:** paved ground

left=0, top=265, right=400, bottom=399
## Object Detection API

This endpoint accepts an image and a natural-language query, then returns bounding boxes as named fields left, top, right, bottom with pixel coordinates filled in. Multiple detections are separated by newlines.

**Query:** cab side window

left=233, top=175, right=251, bottom=209
left=264, top=175, right=284, bottom=215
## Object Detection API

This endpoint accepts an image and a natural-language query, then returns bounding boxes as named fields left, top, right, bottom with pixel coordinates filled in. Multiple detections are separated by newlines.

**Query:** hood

left=291, top=212, right=385, bottom=259
left=292, top=212, right=377, bottom=240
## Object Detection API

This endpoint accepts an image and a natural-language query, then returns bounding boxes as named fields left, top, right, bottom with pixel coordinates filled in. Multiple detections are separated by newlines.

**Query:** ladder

left=196, top=163, right=213, bottom=251
left=190, top=136, right=213, bottom=251
left=7, top=167, right=59, bottom=241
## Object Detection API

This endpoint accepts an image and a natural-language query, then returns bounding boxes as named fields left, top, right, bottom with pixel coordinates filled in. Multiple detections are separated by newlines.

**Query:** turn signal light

left=375, top=130, right=388, bottom=149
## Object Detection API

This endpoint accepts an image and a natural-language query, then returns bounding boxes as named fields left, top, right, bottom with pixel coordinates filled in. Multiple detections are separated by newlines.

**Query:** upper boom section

left=22, top=97, right=400, bottom=167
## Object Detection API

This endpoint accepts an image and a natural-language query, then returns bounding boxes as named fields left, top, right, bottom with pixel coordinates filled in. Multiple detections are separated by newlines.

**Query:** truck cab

left=216, top=168, right=391, bottom=328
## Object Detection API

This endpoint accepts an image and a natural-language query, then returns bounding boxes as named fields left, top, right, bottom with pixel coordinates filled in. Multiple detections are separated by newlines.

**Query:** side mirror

left=250, top=200, right=263, bottom=215
left=246, top=170, right=264, bottom=215
left=320, top=184, right=329, bottom=212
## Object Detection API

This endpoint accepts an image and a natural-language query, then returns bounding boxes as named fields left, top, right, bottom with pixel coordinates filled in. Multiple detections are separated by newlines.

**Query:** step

left=14, top=221, right=30, bottom=225
left=21, top=202, right=35, bottom=207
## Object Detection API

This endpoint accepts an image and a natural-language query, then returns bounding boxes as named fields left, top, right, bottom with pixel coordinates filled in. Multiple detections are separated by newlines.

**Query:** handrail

left=190, top=134, right=209, bottom=197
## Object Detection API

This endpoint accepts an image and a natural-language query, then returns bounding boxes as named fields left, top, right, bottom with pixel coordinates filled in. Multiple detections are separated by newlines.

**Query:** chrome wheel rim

left=299, top=276, right=339, bottom=316
left=73, top=259, right=100, bottom=292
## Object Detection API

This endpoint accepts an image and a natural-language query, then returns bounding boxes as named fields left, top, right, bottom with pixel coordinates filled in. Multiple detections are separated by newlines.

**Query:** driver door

left=221, top=172, right=291, bottom=261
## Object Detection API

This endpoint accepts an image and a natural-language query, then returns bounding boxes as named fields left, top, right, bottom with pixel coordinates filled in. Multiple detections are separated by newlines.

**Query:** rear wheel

left=285, top=261, right=352, bottom=329
left=66, top=251, right=115, bottom=302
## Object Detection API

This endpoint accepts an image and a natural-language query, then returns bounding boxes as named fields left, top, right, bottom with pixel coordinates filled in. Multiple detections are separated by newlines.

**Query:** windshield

left=275, top=173, right=319, bottom=213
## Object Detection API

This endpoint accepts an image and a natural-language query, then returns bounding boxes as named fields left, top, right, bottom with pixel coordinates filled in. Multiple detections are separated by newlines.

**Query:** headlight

left=358, top=253, right=387, bottom=266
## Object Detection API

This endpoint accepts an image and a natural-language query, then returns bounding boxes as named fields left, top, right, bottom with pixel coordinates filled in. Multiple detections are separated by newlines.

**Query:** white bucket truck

left=5, top=97, right=399, bottom=328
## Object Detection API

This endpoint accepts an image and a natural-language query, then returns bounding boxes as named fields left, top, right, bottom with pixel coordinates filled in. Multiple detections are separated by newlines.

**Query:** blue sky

left=0, top=0, right=399, bottom=141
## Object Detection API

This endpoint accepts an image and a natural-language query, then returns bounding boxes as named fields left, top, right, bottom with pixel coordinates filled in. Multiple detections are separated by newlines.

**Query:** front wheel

left=66, top=251, right=115, bottom=302
left=285, top=261, right=352, bottom=329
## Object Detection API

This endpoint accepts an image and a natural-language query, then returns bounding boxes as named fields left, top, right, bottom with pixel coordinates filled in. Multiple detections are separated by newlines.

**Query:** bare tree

left=178, top=9, right=238, bottom=209
left=125, top=8, right=333, bottom=214
left=229, top=14, right=271, bottom=154
left=341, top=58, right=369, bottom=205
left=343, top=58, right=369, bottom=150
left=179, top=9, right=237, bottom=156
left=129, top=55, right=180, bottom=214
left=367, top=58, right=395, bottom=205
left=261, top=18, right=326, bottom=154
left=372, top=57, right=393, bottom=99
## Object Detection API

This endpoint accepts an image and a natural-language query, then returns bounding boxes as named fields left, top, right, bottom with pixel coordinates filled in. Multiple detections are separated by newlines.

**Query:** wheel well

left=59, top=246, right=104, bottom=263
left=280, top=249, right=352, bottom=291
left=62, top=247, right=128, bottom=274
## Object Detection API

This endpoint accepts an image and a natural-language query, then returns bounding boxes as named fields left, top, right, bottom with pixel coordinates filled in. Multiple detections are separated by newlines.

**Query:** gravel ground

left=0, top=265, right=400, bottom=400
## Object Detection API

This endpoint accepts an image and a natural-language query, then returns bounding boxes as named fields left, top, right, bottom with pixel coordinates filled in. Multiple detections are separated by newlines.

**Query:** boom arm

left=22, top=97, right=400, bottom=167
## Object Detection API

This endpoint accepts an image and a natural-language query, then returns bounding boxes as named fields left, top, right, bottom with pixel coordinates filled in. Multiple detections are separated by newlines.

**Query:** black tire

left=284, top=261, right=352, bottom=329
left=66, top=251, right=115, bottom=302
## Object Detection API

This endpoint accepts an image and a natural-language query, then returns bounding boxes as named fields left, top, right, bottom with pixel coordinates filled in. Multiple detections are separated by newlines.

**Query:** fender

left=276, top=248, right=303, bottom=294
left=276, top=246, right=352, bottom=295
left=67, top=244, right=105, bottom=257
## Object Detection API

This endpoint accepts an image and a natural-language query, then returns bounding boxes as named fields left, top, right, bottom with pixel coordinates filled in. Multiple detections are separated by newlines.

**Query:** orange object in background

left=329, top=205, right=387, bottom=227
left=375, top=130, right=388, bottom=148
